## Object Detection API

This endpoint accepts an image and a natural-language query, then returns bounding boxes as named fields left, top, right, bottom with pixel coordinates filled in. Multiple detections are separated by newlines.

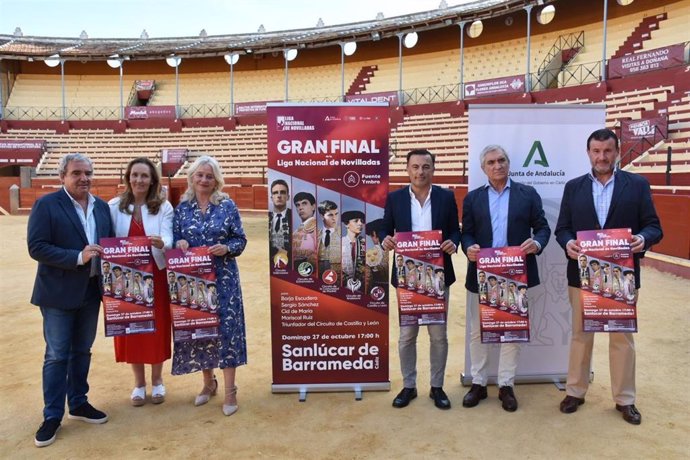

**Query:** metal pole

left=175, top=64, right=179, bottom=118
left=284, top=55, right=289, bottom=102
left=340, top=43, right=345, bottom=101
left=525, top=5, right=533, bottom=93
left=0, top=60, right=4, bottom=120
left=665, top=145, right=672, bottom=186
left=459, top=22, right=466, bottom=100
left=602, top=0, right=608, bottom=81
left=397, top=34, right=403, bottom=105
left=60, top=60, right=66, bottom=121
left=119, top=62, right=124, bottom=120
left=230, top=62, right=234, bottom=116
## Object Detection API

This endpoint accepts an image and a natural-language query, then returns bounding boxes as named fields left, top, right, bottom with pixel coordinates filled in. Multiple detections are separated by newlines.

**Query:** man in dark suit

left=268, top=179, right=291, bottom=268
left=555, top=128, right=662, bottom=425
left=28, top=153, right=113, bottom=447
left=381, top=149, right=461, bottom=410
left=461, top=145, right=550, bottom=412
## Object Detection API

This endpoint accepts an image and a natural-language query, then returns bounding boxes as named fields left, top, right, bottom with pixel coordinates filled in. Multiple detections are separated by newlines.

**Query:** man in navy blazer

left=556, top=129, right=662, bottom=425
left=381, top=149, right=461, bottom=410
left=460, top=145, right=550, bottom=412
left=28, top=153, right=113, bottom=447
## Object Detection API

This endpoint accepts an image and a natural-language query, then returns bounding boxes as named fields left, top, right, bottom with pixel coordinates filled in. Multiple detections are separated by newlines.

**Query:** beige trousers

left=566, top=287, right=636, bottom=405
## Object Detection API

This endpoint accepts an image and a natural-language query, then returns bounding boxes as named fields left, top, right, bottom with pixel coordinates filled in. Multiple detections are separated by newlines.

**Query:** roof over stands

left=0, top=0, right=548, bottom=61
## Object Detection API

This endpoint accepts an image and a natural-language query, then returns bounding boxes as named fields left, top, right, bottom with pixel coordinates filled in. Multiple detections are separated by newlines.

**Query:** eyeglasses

left=272, top=190, right=288, bottom=196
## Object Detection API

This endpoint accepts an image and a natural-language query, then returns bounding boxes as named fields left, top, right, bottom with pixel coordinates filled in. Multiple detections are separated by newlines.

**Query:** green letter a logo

left=523, top=140, right=549, bottom=167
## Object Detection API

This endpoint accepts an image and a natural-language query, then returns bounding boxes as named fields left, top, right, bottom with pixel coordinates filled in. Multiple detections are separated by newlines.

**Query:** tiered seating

left=604, top=85, right=673, bottom=127
left=150, top=64, right=361, bottom=106
left=388, top=113, right=468, bottom=181
left=644, top=1, right=690, bottom=49
left=627, top=93, right=690, bottom=176
left=0, top=125, right=268, bottom=179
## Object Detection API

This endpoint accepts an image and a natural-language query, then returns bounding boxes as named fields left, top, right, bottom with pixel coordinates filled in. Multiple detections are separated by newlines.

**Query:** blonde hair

left=181, top=155, right=228, bottom=205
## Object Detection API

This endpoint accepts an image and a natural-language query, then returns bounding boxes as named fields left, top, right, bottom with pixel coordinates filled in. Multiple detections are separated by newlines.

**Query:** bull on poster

left=394, top=230, right=446, bottom=326
left=165, top=247, right=220, bottom=342
left=577, top=228, right=636, bottom=332
left=101, top=236, right=156, bottom=337
left=476, top=247, right=529, bottom=343
left=267, top=103, right=390, bottom=390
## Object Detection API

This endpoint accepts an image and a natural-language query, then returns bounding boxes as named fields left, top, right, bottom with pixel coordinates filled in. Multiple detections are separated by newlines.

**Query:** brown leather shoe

left=498, top=386, right=518, bottom=412
left=462, top=384, right=487, bottom=408
left=616, top=404, right=642, bottom=425
left=559, top=395, right=585, bottom=413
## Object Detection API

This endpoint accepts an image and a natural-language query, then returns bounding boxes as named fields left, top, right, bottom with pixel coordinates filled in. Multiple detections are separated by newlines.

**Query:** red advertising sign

left=394, top=230, right=446, bottom=326
left=125, top=105, right=176, bottom=120
left=267, top=103, right=390, bottom=391
left=464, top=75, right=525, bottom=98
left=0, top=139, right=46, bottom=166
left=476, top=247, right=530, bottom=343
left=621, top=116, right=668, bottom=142
left=577, top=228, right=637, bottom=333
left=161, top=148, right=188, bottom=177
left=100, top=236, right=156, bottom=337
left=235, top=101, right=280, bottom=115
left=135, top=80, right=155, bottom=101
left=608, top=44, right=685, bottom=78
left=165, top=247, right=220, bottom=342
left=345, top=91, right=399, bottom=106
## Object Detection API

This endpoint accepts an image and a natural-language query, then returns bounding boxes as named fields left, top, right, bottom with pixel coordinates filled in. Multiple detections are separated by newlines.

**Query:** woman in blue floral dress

left=172, top=155, right=247, bottom=416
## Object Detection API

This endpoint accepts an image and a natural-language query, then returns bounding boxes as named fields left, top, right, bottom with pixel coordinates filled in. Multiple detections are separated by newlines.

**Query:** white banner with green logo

left=464, top=104, right=605, bottom=384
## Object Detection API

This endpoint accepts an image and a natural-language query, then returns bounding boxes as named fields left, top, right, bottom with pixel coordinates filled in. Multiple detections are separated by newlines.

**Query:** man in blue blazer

left=381, top=149, right=461, bottom=410
left=27, top=154, right=113, bottom=447
left=460, top=145, right=550, bottom=412
left=555, top=129, right=662, bottom=425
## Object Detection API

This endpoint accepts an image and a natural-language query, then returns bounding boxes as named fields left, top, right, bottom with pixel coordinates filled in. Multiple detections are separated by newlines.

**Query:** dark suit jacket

left=28, top=188, right=113, bottom=309
left=461, top=180, right=551, bottom=293
left=268, top=208, right=292, bottom=260
left=555, top=170, right=662, bottom=289
left=381, top=185, right=461, bottom=287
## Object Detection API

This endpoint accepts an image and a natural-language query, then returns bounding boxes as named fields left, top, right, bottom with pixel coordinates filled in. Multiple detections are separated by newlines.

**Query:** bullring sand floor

left=0, top=215, right=688, bottom=459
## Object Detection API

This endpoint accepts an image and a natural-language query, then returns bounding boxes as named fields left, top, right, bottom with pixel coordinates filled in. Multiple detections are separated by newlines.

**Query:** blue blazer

left=555, top=170, right=662, bottom=289
left=28, top=188, right=113, bottom=310
left=381, top=185, right=461, bottom=287
left=461, top=180, right=551, bottom=293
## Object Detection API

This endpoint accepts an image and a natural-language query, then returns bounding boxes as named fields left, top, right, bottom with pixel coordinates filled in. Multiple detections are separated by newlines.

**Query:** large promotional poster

left=165, top=247, right=220, bottom=342
left=101, top=236, right=156, bottom=337
left=267, top=103, right=390, bottom=393
left=466, top=104, right=603, bottom=384
left=476, top=247, right=529, bottom=343
left=576, top=228, right=637, bottom=333
left=394, top=230, right=446, bottom=327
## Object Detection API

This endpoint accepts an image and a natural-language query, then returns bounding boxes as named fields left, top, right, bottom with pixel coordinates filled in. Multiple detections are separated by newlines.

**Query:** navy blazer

left=381, top=185, right=461, bottom=287
left=555, top=170, right=662, bottom=289
left=461, top=180, right=551, bottom=293
left=28, top=188, right=113, bottom=310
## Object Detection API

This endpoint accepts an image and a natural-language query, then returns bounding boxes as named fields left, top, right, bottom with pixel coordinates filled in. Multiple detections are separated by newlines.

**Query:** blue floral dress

left=172, top=197, right=248, bottom=374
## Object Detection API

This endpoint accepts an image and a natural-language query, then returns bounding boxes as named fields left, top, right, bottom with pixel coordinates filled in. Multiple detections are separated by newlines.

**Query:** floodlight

left=166, top=56, right=181, bottom=68
left=284, top=49, right=298, bottom=61
left=343, top=42, right=357, bottom=56
left=403, top=32, right=418, bottom=49
left=45, top=54, right=61, bottom=68
left=224, top=53, right=240, bottom=65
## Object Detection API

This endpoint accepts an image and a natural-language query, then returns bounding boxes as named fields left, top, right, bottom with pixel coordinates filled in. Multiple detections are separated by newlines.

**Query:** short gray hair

left=181, top=155, right=228, bottom=205
left=479, top=145, right=510, bottom=168
left=58, top=153, right=92, bottom=176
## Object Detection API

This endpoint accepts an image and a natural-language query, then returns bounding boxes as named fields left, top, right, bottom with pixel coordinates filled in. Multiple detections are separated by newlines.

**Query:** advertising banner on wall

left=466, top=104, right=605, bottom=384
left=345, top=91, right=399, bottom=106
left=394, top=230, right=446, bottom=327
left=267, top=103, right=390, bottom=395
left=125, top=105, right=176, bottom=120
left=621, top=116, right=668, bottom=143
left=0, top=139, right=46, bottom=166
left=608, top=44, right=685, bottom=78
left=464, top=75, right=525, bottom=98
left=100, top=236, right=156, bottom=337
left=576, top=228, right=636, bottom=333
left=476, top=246, right=529, bottom=343
left=166, top=247, right=219, bottom=342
